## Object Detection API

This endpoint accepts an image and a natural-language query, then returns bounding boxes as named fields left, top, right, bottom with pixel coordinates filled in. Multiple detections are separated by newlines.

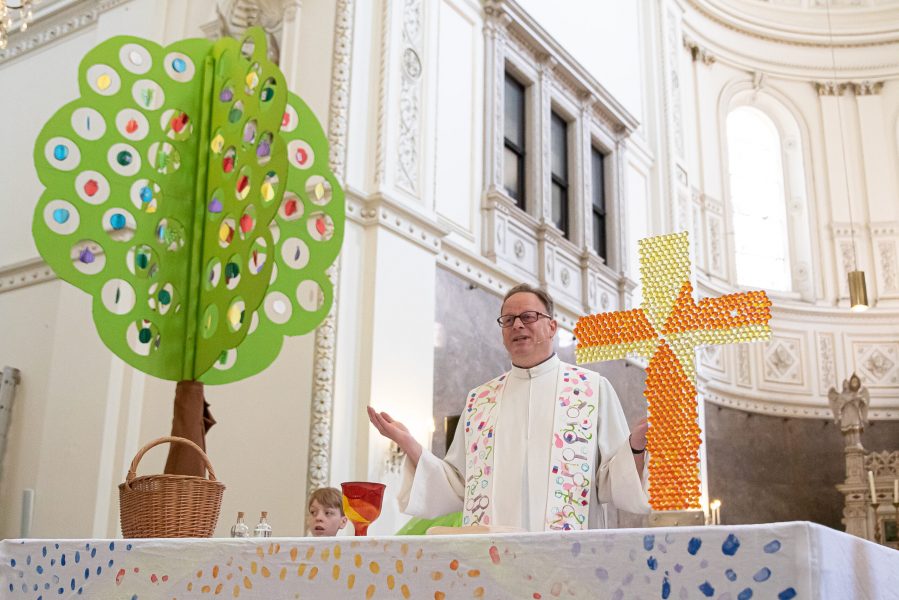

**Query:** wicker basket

left=119, top=436, right=225, bottom=538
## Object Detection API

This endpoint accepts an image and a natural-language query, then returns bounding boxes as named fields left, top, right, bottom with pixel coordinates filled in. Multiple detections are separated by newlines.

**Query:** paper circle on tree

left=43, top=200, right=80, bottom=235
left=45, top=137, right=81, bottom=171
left=102, top=279, right=136, bottom=315
left=132, top=79, right=166, bottom=111
left=76, top=171, right=110, bottom=205
left=116, top=108, right=150, bottom=141
left=87, top=64, right=121, bottom=96
left=119, top=43, right=153, bottom=74
left=70, top=108, right=106, bottom=140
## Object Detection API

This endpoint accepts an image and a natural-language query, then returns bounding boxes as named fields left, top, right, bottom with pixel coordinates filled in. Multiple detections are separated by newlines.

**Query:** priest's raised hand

left=367, top=407, right=422, bottom=467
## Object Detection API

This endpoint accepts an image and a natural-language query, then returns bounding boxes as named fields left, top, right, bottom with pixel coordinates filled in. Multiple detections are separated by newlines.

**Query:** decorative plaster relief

left=853, top=342, right=899, bottom=386
left=396, top=0, right=423, bottom=193
left=865, top=451, right=899, bottom=478
left=666, top=7, right=684, bottom=158
left=877, top=240, right=898, bottom=294
left=763, top=337, right=803, bottom=385
left=839, top=240, right=856, bottom=296
left=817, top=333, right=836, bottom=395
left=736, top=345, right=751, bottom=387
left=513, top=239, right=524, bottom=259
left=0, top=0, right=134, bottom=65
left=700, top=345, right=725, bottom=374
left=707, top=215, right=724, bottom=277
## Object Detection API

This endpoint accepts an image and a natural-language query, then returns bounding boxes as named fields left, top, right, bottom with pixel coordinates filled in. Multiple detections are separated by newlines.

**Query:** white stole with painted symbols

left=462, top=362, right=599, bottom=531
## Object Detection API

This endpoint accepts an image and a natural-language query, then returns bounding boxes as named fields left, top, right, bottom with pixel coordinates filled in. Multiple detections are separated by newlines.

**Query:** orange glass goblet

left=341, top=481, right=386, bottom=536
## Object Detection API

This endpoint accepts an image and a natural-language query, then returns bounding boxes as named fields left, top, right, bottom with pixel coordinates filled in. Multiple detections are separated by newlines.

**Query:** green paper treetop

left=33, top=29, right=344, bottom=385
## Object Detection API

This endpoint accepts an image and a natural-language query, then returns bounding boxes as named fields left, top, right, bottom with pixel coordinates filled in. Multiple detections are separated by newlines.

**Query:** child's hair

left=308, top=487, right=344, bottom=515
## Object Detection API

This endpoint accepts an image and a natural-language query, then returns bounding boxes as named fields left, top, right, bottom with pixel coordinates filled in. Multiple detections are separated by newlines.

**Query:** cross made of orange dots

left=574, top=232, right=772, bottom=511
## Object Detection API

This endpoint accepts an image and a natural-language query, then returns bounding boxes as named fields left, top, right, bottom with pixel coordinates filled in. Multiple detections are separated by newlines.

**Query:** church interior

left=1, top=0, right=898, bottom=584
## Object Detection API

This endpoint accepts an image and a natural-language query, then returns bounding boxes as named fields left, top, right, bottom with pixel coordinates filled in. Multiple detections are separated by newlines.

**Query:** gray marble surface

left=705, top=403, right=899, bottom=529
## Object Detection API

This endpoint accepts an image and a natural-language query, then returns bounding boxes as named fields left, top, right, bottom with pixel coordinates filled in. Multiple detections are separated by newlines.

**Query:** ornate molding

left=817, top=333, right=836, bottom=395
left=683, top=0, right=899, bottom=49
left=374, top=0, right=391, bottom=186
left=704, top=383, right=899, bottom=421
left=682, top=33, right=715, bottom=65
left=306, top=0, right=355, bottom=495
left=395, top=0, right=423, bottom=193
left=0, top=257, right=56, bottom=294
left=814, top=80, right=884, bottom=96
left=0, top=0, right=134, bottom=65
left=345, top=188, right=446, bottom=254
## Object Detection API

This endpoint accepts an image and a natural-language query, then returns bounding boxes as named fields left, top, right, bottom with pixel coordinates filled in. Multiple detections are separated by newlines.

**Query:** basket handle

left=125, top=436, right=218, bottom=484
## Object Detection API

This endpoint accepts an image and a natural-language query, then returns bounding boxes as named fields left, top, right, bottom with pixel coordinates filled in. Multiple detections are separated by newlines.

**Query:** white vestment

left=398, top=355, right=651, bottom=531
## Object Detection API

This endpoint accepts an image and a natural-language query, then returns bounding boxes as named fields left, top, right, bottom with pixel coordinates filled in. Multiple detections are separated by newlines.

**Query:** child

left=307, top=487, right=348, bottom=537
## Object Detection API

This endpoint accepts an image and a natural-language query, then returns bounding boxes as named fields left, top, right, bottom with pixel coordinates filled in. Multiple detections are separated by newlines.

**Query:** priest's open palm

left=367, top=407, right=423, bottom=466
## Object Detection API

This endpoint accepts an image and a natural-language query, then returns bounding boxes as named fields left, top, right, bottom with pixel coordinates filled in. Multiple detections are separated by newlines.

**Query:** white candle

left=867, top=470, right=877, bottom=501
left=893, top=479, right=898, bottom=504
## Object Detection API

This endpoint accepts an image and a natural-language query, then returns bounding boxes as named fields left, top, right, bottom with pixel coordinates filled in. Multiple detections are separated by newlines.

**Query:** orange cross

left=574, top=232, right=772, bottom=511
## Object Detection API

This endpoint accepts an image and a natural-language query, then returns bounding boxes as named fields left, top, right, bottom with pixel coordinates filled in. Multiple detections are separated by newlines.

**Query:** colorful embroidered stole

left=462, top=364, right=598, bottom=530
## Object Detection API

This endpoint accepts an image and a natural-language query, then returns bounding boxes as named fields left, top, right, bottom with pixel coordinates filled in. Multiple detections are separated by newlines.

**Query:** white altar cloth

left=2, top=521, right=897, bottom=599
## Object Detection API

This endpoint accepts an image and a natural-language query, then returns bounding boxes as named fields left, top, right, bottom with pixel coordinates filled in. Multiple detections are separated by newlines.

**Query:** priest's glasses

left=340, top=481, right=386, bottom=536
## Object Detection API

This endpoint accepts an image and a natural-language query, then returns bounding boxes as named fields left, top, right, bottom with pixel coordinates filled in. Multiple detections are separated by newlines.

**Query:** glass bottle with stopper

left=254, top=511, right=273, bottom=537
left=230, top=511, right=250, bottom=538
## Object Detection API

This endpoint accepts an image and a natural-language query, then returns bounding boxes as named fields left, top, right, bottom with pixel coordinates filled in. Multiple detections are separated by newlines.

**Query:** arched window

left=726, top=106, right=792, bottom=291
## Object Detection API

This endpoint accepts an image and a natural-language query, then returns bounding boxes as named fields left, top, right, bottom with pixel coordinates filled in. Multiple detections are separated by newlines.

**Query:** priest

left=368, top=284, right=651, bottom=532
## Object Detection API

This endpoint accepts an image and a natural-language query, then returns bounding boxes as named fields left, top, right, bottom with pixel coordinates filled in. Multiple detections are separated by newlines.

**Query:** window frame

left=503, top=71, right=528, bottom=210
left=550, top=109, right=571, bottom=238
left=590, top=144, right=608, bottom=260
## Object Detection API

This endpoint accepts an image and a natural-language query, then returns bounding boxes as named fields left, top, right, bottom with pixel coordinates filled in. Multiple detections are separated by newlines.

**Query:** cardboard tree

left=32, top=29, right=344, bottom=475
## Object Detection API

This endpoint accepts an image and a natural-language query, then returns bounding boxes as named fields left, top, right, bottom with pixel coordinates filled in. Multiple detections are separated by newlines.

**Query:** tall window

left=726, top=106, right=791, bottom=291
left=550, top=111, right=569, bottom=237
left=503, top=73, right=526, bottom=209
left=591, top=146, right=607, bottom=259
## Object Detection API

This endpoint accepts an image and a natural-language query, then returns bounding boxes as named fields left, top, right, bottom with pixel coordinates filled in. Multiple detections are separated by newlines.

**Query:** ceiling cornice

left=681, top=0, right=899, bottom=48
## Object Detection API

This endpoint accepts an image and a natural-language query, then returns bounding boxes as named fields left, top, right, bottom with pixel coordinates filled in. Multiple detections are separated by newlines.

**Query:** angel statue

left=828, top=373, right=870, bottom=449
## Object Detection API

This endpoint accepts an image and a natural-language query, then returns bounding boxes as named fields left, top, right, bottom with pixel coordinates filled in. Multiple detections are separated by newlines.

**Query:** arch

left=717, top=79, right=819, bottom=301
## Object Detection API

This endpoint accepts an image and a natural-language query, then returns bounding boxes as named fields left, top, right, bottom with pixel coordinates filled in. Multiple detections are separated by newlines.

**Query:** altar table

left=2, top=521, right=897, bottom=599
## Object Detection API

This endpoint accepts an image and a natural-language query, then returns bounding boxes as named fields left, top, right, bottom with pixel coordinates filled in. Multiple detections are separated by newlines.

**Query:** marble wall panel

left=705, top=402, right=899, bottom=530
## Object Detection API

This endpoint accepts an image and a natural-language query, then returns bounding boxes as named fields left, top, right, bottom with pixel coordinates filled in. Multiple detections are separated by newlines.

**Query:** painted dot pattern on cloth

left=0, top=525, right=821, bottom=599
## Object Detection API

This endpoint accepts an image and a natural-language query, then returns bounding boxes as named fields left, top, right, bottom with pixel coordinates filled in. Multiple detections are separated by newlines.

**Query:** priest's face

left=500, top=292, right=557, bottom=368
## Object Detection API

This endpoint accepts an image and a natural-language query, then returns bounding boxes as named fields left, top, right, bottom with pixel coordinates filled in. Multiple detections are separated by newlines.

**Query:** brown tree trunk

left=164, top=380, right=216, bottom=476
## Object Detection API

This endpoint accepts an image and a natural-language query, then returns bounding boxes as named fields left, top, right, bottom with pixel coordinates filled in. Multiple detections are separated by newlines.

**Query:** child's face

left=308, top=499, right=347, bottom=537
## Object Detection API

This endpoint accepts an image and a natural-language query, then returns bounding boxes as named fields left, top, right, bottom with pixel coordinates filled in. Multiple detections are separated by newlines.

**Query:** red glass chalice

left=340, top=481, right=386, bottom=536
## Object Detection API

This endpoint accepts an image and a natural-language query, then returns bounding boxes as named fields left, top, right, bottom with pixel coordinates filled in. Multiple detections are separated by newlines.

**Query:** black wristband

left=629, top=434, right=645, bottom=454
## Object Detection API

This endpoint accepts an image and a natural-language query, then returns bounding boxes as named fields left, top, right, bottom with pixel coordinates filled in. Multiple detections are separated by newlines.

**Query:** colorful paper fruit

left=574, top=232, right=772, bottom=511
left=32, top=28, right=344, bottom=384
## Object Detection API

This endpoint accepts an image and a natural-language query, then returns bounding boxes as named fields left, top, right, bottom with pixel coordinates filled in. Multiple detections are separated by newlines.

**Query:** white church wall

left=428, top=0, right=484, bottom=251
left=515, top=0, right=644, bottom=122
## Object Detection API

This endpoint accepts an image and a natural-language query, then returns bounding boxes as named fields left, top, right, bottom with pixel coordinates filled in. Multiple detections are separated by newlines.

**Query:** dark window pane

left=503, top=146, right=521, bottom=200
left=591, top=146, right=606, bottom=257
left=552, top=182, right=568, bottom=237
left=593, top=212, right=606, bottom=259
left=591, top=147, right=605, bottom=211
left=550, top=112, right=568, bottom=179
left=504, top=75, right=525, bottom=147
left=504, top=72, right=526, bottom=210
